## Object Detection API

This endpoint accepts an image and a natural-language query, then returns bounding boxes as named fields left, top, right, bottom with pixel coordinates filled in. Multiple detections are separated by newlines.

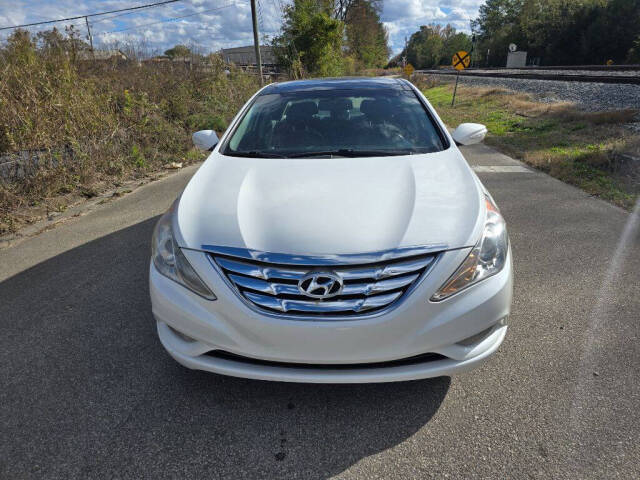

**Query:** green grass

left=422, top=85, right=639, bottom=210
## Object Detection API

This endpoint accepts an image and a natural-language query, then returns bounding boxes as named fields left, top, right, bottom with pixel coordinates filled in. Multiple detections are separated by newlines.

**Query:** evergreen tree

left=345, top=0, right=390, bottom=69
left=272, top=0, right=345, bottom=77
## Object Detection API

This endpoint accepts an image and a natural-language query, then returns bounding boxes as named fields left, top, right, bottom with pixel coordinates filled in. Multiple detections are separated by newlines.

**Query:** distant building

left=143, top=55, right=171, bottom=64
left=506, top=51, right=527, bottom=68
left=142, top=55, right=208, bottom=71
left=77, top=49, right=128, bottom=61
left=220, top=45, right=276, bottom=67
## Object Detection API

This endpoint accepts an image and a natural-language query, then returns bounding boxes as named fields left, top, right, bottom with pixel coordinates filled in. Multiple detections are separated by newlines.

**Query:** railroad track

left=417, top=68, right=640, bottom=85
left=496, top=64, right=640, bottom=71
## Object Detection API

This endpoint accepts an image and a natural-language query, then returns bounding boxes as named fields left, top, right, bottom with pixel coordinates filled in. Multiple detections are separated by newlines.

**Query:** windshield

left=221, top=89, right=445, bottom=158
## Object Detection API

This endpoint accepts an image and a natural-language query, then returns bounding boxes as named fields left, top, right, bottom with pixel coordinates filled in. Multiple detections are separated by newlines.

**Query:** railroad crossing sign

left=451, top=51, right=471, bottom=107
left=403, top=63, right=415, bottom=76
left=452, top=51, right=471, bottom=71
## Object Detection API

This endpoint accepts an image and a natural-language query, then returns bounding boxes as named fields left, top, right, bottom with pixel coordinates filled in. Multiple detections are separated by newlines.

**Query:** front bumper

left=150, top=247, right=513, bottom=383
left=157, top=318, right=507, bottom=383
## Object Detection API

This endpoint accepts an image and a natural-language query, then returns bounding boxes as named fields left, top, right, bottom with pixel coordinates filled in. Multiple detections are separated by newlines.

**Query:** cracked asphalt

left=1, top=144, right=639, bottom=479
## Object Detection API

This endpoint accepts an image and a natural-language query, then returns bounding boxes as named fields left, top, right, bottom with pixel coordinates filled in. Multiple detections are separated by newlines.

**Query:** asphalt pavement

left=1, top=144, right=639, bottom=479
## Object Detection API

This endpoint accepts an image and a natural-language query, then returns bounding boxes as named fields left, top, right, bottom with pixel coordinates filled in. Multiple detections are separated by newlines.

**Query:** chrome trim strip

left=200, top=244, right=448, bottom=266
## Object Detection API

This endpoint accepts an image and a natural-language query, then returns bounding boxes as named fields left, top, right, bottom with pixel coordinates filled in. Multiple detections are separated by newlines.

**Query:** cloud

left=381, top=0, right=484, bottom=54
left=0, top=0, right=484, bottom=56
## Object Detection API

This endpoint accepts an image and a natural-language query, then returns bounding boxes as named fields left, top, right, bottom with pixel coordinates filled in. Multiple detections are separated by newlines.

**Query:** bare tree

left=331, top=0, right=356, bottom=21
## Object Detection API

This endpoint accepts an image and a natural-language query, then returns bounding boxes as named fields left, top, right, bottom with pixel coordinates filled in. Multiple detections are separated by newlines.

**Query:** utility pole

left=402, top=36, right=408, bottom=68
left=250, top=0, right=263, bottom=86
left=84, top=16, right=95, bottom=58
left=471, top=34, right=476, bottom=68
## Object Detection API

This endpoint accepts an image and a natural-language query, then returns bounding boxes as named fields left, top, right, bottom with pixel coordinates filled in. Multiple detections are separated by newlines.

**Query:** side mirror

left=192, top=130, right=219, bottom=151
left=452, top=123, right=487, bottom=146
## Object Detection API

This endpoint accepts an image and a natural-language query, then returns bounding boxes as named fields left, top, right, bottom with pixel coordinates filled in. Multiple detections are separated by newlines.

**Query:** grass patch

left=421, top=84, right=639, bottom=210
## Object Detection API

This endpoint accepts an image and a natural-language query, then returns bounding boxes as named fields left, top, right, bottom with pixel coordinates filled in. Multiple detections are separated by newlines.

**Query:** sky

left=0, top=0, right=484, bottom=56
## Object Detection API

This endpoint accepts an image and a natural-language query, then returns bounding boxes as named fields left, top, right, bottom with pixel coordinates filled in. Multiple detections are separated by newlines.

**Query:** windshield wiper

left=224, top=151, right=288, bottom=158
left=285, top=149, right=415, bottom=158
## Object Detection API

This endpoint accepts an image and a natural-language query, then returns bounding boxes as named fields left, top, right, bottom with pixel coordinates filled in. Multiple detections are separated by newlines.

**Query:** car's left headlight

left=431, top=194, right=508, bottom=301
left=151, top=205, right=216, bottom=300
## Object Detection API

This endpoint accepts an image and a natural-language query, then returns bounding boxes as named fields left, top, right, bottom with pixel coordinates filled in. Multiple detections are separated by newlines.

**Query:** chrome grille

left=206, top=246, right=440, bottom=318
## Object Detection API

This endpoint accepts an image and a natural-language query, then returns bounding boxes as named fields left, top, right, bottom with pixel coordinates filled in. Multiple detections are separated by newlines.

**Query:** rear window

left=221, top=89, right=445, bottom=158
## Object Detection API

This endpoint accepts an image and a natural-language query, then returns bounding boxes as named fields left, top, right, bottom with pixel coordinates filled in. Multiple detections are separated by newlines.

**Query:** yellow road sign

left=404, top=63, right=415, bottom=76
left=452, top=51, right=471, bottom=71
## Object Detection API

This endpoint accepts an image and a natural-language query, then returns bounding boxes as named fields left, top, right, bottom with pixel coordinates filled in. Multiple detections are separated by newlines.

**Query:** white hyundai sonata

left=150, top=77, right=512, bottom=383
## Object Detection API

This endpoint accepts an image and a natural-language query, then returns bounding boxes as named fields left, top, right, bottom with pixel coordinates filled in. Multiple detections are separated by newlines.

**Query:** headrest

left=360, top=99, right=390, bottom=121
left=286, top=101, right=318, bottom=120
left=318, top=98, right=353, bottom=113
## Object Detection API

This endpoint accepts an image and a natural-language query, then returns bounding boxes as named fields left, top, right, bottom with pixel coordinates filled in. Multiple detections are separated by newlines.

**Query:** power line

left=0, top=0, right=182, bottom=31
left=97, top=3, right=241, bottom=35
left=90, top=4, right=174, bottom=25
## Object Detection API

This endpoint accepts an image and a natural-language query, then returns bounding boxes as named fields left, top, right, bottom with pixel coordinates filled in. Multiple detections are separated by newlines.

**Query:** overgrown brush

left=0, top=29, right=259, bottom=233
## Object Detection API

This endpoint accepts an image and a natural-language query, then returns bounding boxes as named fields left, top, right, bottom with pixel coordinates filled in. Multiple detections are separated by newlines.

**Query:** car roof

left=260, top=77, right=413, bottom=94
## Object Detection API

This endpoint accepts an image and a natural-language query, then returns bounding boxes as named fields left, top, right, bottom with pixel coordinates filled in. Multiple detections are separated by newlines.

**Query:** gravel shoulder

left=428, top=73, right=640, bottom=112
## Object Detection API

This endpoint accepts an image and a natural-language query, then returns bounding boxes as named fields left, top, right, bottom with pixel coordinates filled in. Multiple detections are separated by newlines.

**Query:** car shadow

left=0, top=217, right=450, bottom=479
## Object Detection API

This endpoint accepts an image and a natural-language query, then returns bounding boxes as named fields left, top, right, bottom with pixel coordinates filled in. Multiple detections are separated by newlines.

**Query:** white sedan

left=150, top=77, right=512, bottom=383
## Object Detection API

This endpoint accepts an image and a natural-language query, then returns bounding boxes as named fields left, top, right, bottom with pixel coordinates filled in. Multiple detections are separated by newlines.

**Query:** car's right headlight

left=152, top=205, right=216, bottom=300
left=431, top=195, right=508, bottom=301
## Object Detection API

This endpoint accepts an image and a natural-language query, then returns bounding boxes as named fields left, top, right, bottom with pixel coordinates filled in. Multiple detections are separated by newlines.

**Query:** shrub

left=186, top=113, right=228, bottom=133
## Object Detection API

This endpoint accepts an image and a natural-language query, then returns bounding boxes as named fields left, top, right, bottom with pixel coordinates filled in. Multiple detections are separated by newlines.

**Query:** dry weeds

left=0, top=29, right=260, bottom=234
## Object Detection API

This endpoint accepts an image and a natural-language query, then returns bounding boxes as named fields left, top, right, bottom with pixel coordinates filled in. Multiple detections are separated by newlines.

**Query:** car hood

left=176, top=149, right=485, bottom=255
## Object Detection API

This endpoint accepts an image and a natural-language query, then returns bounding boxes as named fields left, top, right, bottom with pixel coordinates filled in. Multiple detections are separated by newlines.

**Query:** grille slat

left=209, top=247, right=439, bottom=318
left=229, top=272, right=422, bottom=298
left=216, top=257, right=304, bottom=281
left=215, top=255, right=435, bottom=282
left=343, top=273, right=420, bottom=295
left=228, top=273, right=301, bottom=296
left=244, top=291, right=403, bottom=313
left=377, top=257, right=435, bottom=278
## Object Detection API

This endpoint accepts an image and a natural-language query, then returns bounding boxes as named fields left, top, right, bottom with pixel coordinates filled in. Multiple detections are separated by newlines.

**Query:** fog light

left=457, top=317, right=508, bottom=346
left=168, top=325, right=196, bottom=343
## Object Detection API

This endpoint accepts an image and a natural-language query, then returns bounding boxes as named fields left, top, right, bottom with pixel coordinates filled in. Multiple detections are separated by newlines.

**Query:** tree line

left=387, top=0, right=639, bottom=71
left=474, top=0, right=640, bottom=66
left=387, top=24, right=472, bottom=69
left=154, top=0, right=636, bottom=77
left=272, top=0, right=390, bottom=77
